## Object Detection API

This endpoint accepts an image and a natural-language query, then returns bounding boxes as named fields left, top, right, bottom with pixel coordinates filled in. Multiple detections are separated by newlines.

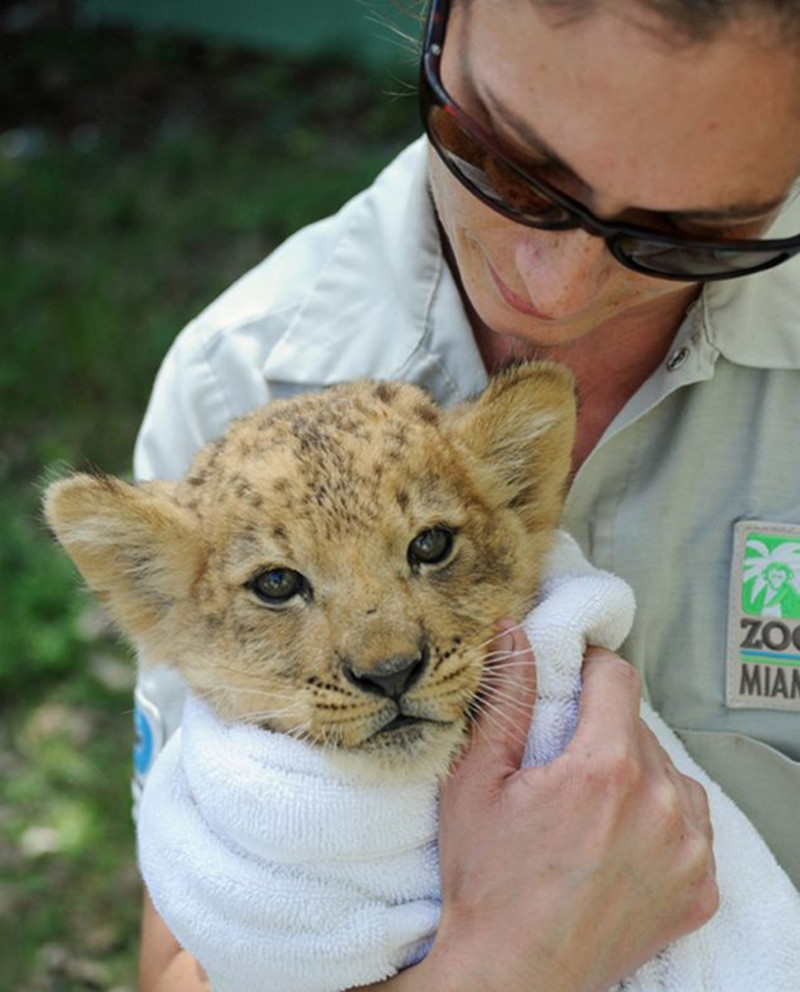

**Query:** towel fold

left=138, top=531, right=800, bottom=992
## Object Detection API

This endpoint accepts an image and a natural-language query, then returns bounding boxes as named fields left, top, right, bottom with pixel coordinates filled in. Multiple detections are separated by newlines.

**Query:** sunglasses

left=420, top=0, right=800, bottom=282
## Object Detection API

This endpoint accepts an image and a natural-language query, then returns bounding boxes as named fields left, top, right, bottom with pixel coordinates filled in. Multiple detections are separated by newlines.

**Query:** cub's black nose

left=344, top=649, right=428, bottom=700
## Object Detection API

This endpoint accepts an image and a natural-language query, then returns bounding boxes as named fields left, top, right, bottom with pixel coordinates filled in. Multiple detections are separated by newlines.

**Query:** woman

left=137, top=1, right=800, bottom=988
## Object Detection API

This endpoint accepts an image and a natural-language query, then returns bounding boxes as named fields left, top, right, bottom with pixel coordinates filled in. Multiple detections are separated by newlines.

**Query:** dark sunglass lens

left=617, top=237, right=787, bottom=279
left=427, top=105, right=571, bottom=227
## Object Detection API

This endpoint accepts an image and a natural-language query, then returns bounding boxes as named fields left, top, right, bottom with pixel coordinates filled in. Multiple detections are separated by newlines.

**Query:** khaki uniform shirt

left=133, top=138, right=800, bottom=887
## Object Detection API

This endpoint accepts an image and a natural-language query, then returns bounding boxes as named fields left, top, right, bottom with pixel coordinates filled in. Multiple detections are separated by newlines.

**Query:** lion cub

left=45, top=362, right=575, bottom=779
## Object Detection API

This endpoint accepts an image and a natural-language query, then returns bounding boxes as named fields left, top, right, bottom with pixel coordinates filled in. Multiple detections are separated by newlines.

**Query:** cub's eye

left=248, top=568, right=308, bottom=605
left=408, top=527, right=455, bottom=568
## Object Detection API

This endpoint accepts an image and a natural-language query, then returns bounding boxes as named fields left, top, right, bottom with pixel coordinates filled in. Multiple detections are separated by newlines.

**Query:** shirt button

left=666, top=346, right=689, bottom=372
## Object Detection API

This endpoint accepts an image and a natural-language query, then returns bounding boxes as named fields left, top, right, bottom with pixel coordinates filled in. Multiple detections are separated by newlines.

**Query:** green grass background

left=1, top=11, right=420, bottom=990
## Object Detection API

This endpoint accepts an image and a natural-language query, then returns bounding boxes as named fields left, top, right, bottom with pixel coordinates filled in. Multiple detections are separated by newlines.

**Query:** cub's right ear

left=446, top=361, right=576, bottom=535
left=43, top=473, right=204, bottom=647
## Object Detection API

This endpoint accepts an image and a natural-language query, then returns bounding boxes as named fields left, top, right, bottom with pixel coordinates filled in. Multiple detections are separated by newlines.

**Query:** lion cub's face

left=45, top=362, right=575, bottom=779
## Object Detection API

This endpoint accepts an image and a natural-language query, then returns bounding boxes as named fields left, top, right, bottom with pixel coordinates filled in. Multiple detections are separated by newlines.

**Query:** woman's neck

left=469, top=285, right=699, bottom=472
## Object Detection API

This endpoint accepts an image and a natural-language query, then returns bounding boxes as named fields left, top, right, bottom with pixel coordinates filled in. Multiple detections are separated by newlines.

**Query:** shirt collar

left=700, top=194, right=800, bottom=370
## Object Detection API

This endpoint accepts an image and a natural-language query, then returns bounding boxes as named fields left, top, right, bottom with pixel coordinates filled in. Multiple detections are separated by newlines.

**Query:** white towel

left=139, top=699, right=442, bottom=992
left=138, top=531, right=800, bottom=992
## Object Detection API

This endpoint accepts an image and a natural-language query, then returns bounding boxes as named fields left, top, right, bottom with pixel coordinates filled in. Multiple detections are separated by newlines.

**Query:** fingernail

left=494, top=618, right=516, bottom=637
left=491, top=624, right=514, bottom=657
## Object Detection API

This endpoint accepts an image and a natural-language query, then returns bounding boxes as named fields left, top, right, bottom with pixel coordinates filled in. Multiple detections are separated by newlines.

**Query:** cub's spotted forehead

left=179, top=380, right=456, bottom=529
left=245, top=381, right=431, bottom=435
left=201, top=381, right=441, bottom=463
left=255, top=380, right=440, bottom=447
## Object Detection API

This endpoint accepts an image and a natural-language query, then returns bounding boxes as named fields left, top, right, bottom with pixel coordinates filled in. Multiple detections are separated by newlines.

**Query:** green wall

left=78, top=0, right=424, bottom=68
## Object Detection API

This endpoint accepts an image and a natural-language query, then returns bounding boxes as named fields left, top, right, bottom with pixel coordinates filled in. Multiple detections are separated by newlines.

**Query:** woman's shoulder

left=133, top=137, right=441, bottom=483
left=186, top=136, right=430, bottom=354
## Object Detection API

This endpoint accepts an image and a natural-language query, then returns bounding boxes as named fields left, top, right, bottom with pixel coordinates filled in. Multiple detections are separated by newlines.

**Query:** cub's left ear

left=43, top=472, right=204, bottom=649
left=446, top=361, right=576, bottom=532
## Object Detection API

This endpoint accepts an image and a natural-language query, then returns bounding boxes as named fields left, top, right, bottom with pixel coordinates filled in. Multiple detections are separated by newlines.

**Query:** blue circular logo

left=133, top=703, right=154, bottom=777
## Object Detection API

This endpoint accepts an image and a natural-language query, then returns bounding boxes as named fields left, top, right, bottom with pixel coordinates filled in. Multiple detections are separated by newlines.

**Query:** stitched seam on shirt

left=396, top=257, right=461, bottom=398
left=697, top=285, right=725, bottom=364
left=198, top=326, right=237, bottom=429
left=198, top=306, right=301, bottom=348
left=608, top=419, right=657, bottom=706
left=394, top=193, right=467, bottom=402
left=196, top=305, right=304, bottom=423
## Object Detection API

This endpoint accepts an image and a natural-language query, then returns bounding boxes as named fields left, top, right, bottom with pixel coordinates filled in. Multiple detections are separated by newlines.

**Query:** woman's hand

left=422, top=624, right=718, bottom=992
left=139, top=890, right=210, bottom=992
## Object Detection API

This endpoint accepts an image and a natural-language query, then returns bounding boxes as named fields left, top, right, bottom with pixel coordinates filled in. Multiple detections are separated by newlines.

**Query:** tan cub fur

left=44, top=362, right=575, bottom=779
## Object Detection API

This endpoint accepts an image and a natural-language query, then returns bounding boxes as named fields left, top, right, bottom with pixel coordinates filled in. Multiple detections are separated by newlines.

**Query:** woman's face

left=428, top=0, right=800, bottom=348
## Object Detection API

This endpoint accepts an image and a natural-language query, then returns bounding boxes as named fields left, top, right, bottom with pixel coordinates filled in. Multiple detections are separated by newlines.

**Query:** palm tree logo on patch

left=742, top=534, right=800, bottom=619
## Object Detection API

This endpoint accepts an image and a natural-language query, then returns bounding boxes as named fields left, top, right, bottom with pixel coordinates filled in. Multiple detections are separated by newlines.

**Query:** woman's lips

left=488, top=263, right=555, bottom=321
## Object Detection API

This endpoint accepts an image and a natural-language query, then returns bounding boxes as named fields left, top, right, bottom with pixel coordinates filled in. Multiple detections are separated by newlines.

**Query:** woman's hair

left=455, top=0, right=800, bottom=44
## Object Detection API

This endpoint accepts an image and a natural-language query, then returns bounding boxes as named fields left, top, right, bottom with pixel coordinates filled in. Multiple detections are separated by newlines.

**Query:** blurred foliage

left=1, top=11, right=419, bottom=990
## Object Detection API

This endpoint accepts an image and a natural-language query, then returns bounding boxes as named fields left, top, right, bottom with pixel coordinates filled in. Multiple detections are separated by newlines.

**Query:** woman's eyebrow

left=479, top=84, right=787, bottom=221
left=669, top=198, right=787, bottom=222
left=480, top=85, right=578, bottom=175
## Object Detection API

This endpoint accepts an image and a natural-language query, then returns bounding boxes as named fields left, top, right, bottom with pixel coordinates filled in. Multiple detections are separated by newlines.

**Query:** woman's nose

left=514, top=228, right=610, bottom=317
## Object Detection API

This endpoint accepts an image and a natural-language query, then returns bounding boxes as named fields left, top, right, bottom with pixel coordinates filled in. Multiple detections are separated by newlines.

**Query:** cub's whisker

left=472, top=621, right=528, bottom=653
left=482, top=661, right=538, bottom=678
left=244, top=706, right=307, bottom=725
left=483, top=646, right=537, bottom=664
left=470, top=698, right=530, bottom=750
left=472, top=696, right=533, bottom=725
left=477, top=676, right=536, bottom=700
left=203, top=683, right=303, bottom=701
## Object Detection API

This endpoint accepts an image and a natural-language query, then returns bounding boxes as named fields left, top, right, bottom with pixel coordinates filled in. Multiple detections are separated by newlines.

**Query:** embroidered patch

left=727, top=520, right=800, bottom=711
left=133, top=687, right=165, bottom=788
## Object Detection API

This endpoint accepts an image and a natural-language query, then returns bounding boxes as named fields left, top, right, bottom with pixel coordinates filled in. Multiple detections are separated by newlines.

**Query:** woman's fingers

left=445, top=620, right=537, bottom=801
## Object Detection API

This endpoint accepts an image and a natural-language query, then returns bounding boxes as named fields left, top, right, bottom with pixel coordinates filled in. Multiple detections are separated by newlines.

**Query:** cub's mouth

left=376, top=713, right=434, bottom=734
left=379, top=713, right=426, bottom=734
left=373, top=709, right=457, bottom=739
left=363, top=710, right=464, bottom=761
left=312, top=705, right=469, bottom=778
